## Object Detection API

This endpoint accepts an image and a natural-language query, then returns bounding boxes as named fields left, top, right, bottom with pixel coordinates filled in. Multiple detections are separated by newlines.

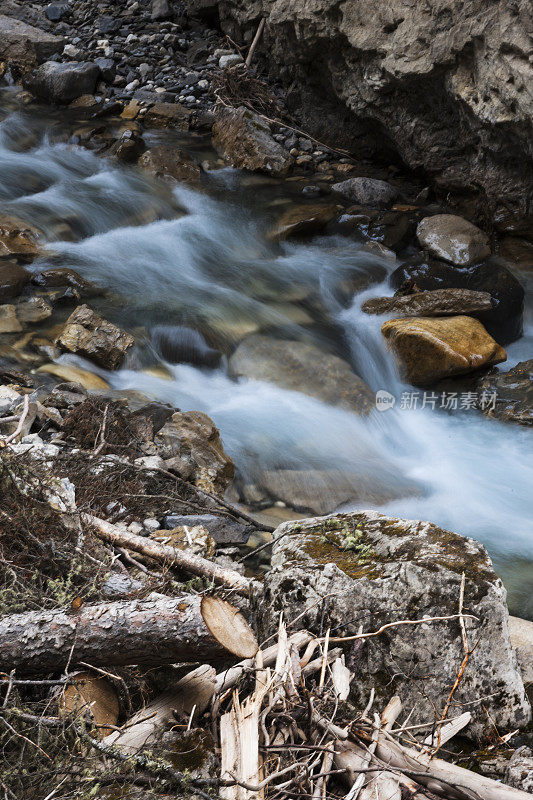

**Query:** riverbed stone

left=143, top=103, right=191, bottom=131
left=56, top=304, right=134, bottom=370
left=36, top=362, right=110, bottom=390
left=228, top=335, right=374, bottom=415
left=381, top=315, right=506, bottom=385
left=477, top=360, right=533, bottom=427
left=362, top=288, right=493, bottom=317
left=138, top=146, right=201, bottom=185
left=154, top=410, right=235, bottom=495
left=0, top=304, right=22, bottom=333
left=32, top=268, right=103, bottom=297
left=332, top=177, right=398, bottom=208
left=0, top=215, right=41, bottom=261
left=417, top=215, right=491, bottom=266
left=269, top=204, right=338, bottom=240
left=0, top=15, right=64, bottom=68
left=212, top=106, right=293, bottom=178
left=389, top=255, right=524, bottom=344
left=16, top=296, right=52, bottom=324
left=24, top=61, right=101, bottom=104
left=0, top=262, right=30, bottom=301
left=257, top=511, right=531, bottom=740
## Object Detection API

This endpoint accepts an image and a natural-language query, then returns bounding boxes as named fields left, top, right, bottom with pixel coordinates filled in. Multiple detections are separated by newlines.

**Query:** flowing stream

left=1, top=90, right=531, bottom=617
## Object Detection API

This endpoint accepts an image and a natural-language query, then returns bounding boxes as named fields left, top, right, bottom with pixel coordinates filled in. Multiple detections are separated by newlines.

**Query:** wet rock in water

left=0, top=15, right=64, bottom=68
left=56, top=304, right=134, bottom=370
left=258, top=511, right=531, bottom=740
left=111, top=130, right=145, bottom=163
left=143, top=103, right=191, bottom=131
left=163, top=513, right=250, bottom=545
left=151, top=325, right=221, bottom=367
left=381, top=315, right=507, bottom=385
left=154, top=410, right=235, bottom=495
left=257, top=469, right=415, bottom=516
left=36, top=363, right=109, bottom=390
left=138, top=146, right=201, bottom=185
left=269, top=204, right=338, bottom=240
left=477, top=360, right=533, bottom=427
left=0, top=261, right=30, bottom=301
left=362, top=288, right=493, bottom=317
left=24, top=61, right=101, bottom=104
left=416, top=214, right=490, bottom=266
left=32, top=268, right=103, bottom=297
left=0, top=305, right=22, bottom=333
left=16, top=296, right=53, bottom=324
left=0, top=215, right=42, bottom=261
left=389, top=256, right=524, bottom=344
left=212, top=106, right=293, bottom=178
left=229, top=335, right=373, bottom=415
left=331, top=177, right=398, bottom=208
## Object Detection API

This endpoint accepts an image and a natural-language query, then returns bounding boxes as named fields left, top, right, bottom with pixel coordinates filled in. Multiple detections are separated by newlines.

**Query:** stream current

left=0, top=90, right=531, bottom=616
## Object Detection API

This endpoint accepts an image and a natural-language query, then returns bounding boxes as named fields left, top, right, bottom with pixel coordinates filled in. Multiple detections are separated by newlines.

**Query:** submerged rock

left=381, top=315, right=506, bottom=385
left=477, top=360, right=533, bottom=427
left=139, top=146, right=202, bottom=185
left=269, top=204, right=338, bottom=240
left=362, top=288, right=493, bottom=317
left=151, top=325, right=221, bottom=367
left=332, top=177, right=398, bottom=208
left=389, top=256, right=524, bottom=344
left=24, top=61, right=100, bottom=104
left=258, top=511, right=531, bottom=739
left=0, top=304, right=22, bottom=333
left=35, top=362, right=109, bottom=390
left=154, top=410, right=234, bottom=495
left=228, top=334, right=374, bottom=415
left=56, top=305, right=134, bottom=370
left=212, top=106, right=293, bottom=178
left=0, top=262, right=30, bottom=302
left=16, top=296, right=52, bottom=324
left=416, top=215, right=491, bottom=266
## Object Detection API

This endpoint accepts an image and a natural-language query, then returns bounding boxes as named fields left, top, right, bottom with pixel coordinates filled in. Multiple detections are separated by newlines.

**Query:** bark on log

left=0, top=594, right=255, bottom=674
left=84, top=513, right=252, bottom=595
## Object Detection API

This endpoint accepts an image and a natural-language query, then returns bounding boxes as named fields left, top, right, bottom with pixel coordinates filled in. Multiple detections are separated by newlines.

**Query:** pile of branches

left=211, top=65, right=282, bottom=119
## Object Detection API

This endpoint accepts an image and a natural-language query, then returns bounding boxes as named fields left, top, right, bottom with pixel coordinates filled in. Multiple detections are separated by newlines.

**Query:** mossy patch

left=167, top=728, right=213, bottom=772
left=299, top=518, right=384, bottom=580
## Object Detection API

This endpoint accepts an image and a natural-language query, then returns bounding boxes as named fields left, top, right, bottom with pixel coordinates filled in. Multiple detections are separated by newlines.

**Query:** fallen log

left=0, top=594, right=257, bottom=674
left=84, top=513, right=252, bottom=595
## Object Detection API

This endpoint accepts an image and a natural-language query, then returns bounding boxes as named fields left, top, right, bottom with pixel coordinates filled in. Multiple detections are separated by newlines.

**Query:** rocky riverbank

left=0, top=1, right=532, bottom=796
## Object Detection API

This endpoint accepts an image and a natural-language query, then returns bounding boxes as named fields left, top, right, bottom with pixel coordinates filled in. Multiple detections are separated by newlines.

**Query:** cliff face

left=210, top=0, right=533, bottom=213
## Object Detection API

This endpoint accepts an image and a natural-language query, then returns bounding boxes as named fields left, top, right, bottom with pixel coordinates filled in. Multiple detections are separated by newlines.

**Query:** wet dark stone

left=163, top=514, right=251, bottom=544
left=45, top=3, right=69, bottom=22
left=97, top=15, right=121, bottom=34
left=389, top=255, right=524, bottom=344
left=94, top=57, right=116, bottom=83
left=151, top=325, right=222, bottom=368
left=0, top=261, right=30, bottom=301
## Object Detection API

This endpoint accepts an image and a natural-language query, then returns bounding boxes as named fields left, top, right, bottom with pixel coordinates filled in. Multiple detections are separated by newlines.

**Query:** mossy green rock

left=258, top=510, right=531, bottom=741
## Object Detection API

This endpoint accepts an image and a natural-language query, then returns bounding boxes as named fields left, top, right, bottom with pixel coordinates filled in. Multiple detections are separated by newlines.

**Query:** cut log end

left=201, top=595, right=258, bottom=659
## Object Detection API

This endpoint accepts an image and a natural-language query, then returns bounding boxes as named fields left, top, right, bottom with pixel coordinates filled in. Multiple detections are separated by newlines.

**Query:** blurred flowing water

left=0, top=91, right=531, bottom=616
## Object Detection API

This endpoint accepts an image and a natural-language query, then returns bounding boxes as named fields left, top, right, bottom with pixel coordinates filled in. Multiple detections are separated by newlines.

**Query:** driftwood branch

left=83, top=513, right=253, bottom=595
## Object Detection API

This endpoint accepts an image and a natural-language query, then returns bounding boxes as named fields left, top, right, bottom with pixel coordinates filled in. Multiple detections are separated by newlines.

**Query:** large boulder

left=331, top=177, right=398, bottom=208
left=0, top=14, right=64, bottom=68
left=228, top=334, right=374, bottom=415
left=381, top=315, right=506, bottom=385
left=0, top=261, right=30, bottom=301
left=362, top=288, right=493, bottom=317
left=416, top=215, right=491, bottom=266
left=154, top=411, right=235, bottom=495
left=24, top=61, right=100, bottom=104
left=211, top=0, right=533, bottom=213
left=389, top=255, right=524, bottom=344
left=56, top=305, right=134, bottom=370
left=138, top=146, right=201, bottom=185
left=257, top=511, right=531, bottom=740
left=477, top=360, right=533, bottom=427
left=212, top=106, right=293, bottom=178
